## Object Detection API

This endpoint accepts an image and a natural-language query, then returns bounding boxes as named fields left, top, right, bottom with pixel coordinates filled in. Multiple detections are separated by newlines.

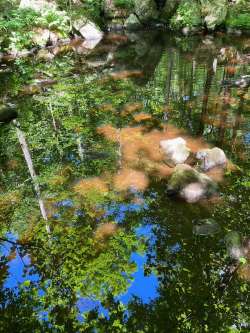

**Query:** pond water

left=0, top=31, right=250, bottom=332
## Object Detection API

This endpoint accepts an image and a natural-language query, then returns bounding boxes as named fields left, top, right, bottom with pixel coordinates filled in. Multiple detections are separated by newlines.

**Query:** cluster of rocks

left=19, top=0, right=104, bottom=50
left=160, top=137, right=227, bottom=203
left=15, top=0, right=250, bottom=55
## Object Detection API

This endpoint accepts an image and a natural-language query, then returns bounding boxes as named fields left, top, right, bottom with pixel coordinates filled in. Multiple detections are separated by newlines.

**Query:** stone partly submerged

left=160, top=137, right=190, bottom=166
left=193, top=218, right=221, bottom=236
left=196, top=147, right=227, bottom=171
left=73, top=19, right=103, bottom=49
left=225, top=231, right=250, bottom=261
left=167, top=164, right=218, bottom=203
left=0, top=105, right=18, bottom=124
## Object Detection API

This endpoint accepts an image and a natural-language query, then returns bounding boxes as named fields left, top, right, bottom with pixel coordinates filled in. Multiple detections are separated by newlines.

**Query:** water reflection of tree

left=0, top=31, right=250, bottom=331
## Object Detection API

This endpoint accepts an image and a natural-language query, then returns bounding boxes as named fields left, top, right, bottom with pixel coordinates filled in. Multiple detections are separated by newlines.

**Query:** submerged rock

left=225, top=232, right=250, bottom=261
left=160, top=137, right=190, bottom=166
left=225, top=231, right=242, bottom=260
left=167, top=164, right=217, bottom=203
left=0, top=106, right=18, bottom=124
left=196, top=147, right=227, bottom=171
left=193, top=218, right=220, bottom=236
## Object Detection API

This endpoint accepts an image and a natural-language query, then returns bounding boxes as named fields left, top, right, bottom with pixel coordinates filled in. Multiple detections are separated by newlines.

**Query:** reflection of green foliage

left=0, top=27, right=250, bottom=332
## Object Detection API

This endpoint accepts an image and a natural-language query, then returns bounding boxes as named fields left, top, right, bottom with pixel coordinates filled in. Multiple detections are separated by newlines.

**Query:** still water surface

left=0, top=31, right=250, bottom=331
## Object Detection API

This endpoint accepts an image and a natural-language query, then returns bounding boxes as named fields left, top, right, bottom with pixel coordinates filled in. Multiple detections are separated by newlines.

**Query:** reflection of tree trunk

left=49, top=102, right=57, bottom=132
left=186, top=60, right=195, bottom=132
left=165, top=51, right=173, bottom=105
left=13, top=120, right=51, bottom=234
left=218, top=96, right=229, bottom=145
left=117, top=128, right=122, bottom=170
left=232, top=91, right=245, bottom=151
left=198, top=59, right=215, bottom=135
left=218, top=67, right=236, bottom=144
left=76, top=136, right=84, bottom=162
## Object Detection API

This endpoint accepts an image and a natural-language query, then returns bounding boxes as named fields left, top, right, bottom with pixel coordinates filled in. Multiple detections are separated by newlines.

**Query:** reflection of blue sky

left=1, top=233, right=39, bottom=289
left=244, top=132, right=250, bottom=144
left=119, top=251, right=158, bottom=304
left=104, top=200, right=144, bottom=223
left=2, top=201, right=159, bottom=317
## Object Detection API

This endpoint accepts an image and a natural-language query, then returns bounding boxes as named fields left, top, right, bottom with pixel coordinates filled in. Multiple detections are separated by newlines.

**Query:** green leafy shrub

left=37, top=8, right=70, bottom=34
left=0, top=8, right=39, bottom=51
left=170, top=1, right=202, bottom=30
left=226, top=0, right=250, bottom=30
left=0, top=7, right=70, bottom=52
left=226, top=13, right=250, bottom=30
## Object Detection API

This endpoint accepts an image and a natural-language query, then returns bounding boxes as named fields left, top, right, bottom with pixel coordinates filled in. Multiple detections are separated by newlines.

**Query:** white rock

left=196, top=147, right=227, bottom=171
left=160, top=137, right=190, bottom=165
left=19, top=0, right=56, bottom=11
left=73, top=20, right=103, bottom=49
left=31, top=27, right=59, bottom=47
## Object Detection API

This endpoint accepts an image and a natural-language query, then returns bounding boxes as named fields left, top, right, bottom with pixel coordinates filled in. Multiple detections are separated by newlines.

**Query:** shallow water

left=0, top=31, right=250, bottom=331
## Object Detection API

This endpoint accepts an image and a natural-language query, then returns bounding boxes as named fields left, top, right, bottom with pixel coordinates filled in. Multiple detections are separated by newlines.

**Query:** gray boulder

left=167, top=164, right=217, bottom=203
left=196, top=147, right=227, bottom=171
left=73, top=19, right=103, bottom=49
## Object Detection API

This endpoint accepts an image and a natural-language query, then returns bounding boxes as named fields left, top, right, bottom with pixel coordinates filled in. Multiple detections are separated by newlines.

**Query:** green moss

left=170, top=1, right=202, bottom=30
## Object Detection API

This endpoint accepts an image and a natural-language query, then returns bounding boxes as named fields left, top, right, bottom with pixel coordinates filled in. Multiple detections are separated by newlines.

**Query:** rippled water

left=0, top=31, right=250, bottom=331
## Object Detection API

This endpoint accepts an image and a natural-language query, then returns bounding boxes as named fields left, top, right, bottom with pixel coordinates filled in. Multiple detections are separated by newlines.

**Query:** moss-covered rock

left=201, top=0, right=228, bottom=30
left=167, top=164, right=218, bottom=203
left=134, top=0, right=159, bottom=24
